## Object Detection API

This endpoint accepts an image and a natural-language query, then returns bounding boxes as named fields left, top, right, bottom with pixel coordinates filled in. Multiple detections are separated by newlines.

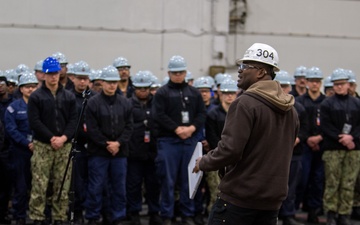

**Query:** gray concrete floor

left=8, top=206, right=360, bottom=225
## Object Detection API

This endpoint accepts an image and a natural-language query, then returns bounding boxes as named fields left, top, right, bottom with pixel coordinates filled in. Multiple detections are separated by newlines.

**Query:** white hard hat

left=101, top=65, right=120, bottom=81
left=294, top=66, right=307, bottom=77
left=324, top=76, right=333, bottom=88
left=274, top=70, right=292, bottom=85
left=4, top=69, right=18, bottom=85
left=52, top=52, right=68, bottom=64
left=162, top=76, right=170, bottom=86
left=18, top=72, right=38, bottom=86
left=194, top=76, right=213, bottom=89
left=16, top=64, right=30, bottom=77
left=90, top=69, right=102, bottom=81
left=168, top=55, right=187, bottom=72
left=306, top=67, right=323, bottom=79
left=236, top=43, right=280, bottom=72
left=150, top=75, right=161, bottom=88
left=73, top=61, right=91, bottom=76
left=186, top=70, right=194, bottom=82
left=113, top=57, right=131, bottom=68
left=131, top=70, right=153, bottom=87
left=34, top=60, right=44, bottom=72
left=331, top=68, right=349, bottom=82
left=66, top=63, right=75, bottom=74
left=346, top=70, right=356, bottom=83
left=220, top=79, right=238, bottom=92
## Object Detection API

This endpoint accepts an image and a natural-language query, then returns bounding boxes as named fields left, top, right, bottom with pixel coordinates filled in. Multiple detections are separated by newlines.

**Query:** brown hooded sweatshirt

left=199, top=80, right=299, bottom=210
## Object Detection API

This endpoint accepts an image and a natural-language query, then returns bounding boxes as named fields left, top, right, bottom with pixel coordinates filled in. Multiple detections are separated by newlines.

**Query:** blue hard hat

left=42, top=57, right=61, bottom=73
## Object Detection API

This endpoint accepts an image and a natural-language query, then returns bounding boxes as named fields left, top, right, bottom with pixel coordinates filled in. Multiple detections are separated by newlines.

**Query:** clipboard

left=188, top=142, right=203, bottom=199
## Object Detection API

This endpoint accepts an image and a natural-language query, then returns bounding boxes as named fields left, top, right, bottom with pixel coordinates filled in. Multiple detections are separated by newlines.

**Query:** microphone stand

left=57, top=87, right=91, bottom=225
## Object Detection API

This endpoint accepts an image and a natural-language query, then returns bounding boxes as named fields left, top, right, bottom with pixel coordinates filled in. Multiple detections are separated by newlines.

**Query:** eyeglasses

left=199, top=89, right=210, bottom=93
left=238, top=64, right=261, bottom=71
left=117, top=67, right=130, bottom=71
left=333, top=82, right=347, bottom=87
left=22, top=84, right=37, bottom=89
left=105, top=81, right=118, bottom=85
left=75, top=76, right=89, bottom=81
left=170, top=71, right=186, bottom=75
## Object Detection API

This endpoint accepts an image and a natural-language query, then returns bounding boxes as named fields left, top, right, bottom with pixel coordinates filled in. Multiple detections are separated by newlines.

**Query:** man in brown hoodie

left=193, top=43, right=299, bottom=225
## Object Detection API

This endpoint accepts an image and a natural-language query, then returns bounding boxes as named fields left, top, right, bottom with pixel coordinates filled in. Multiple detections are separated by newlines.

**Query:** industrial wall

left=0, top=0, right=359, bottom=84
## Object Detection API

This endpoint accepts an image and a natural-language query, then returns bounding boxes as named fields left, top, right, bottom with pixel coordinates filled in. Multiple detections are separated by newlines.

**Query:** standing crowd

left=0, top=44, right=359, bottom=225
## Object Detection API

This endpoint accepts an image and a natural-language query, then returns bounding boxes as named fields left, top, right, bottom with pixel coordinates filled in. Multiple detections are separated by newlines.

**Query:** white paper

left=188, top=142, right=203, bottom=199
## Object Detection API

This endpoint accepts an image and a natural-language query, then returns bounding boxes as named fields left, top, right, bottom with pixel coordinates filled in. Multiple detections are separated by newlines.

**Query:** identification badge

left=27, top=134, right=33, bottom=142
left=144, top=130, right=150, bottom=143
left=181, top=111, right=189, bottom=123
left=342, top=123, right=352, bottom=134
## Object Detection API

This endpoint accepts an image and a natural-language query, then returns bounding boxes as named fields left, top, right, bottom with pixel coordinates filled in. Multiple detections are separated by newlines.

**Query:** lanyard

left=179, top=89, right=186, bottom=109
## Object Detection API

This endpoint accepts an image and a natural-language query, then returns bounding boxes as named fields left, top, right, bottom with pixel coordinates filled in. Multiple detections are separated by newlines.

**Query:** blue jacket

left=4, top=98, right=31, bottom=150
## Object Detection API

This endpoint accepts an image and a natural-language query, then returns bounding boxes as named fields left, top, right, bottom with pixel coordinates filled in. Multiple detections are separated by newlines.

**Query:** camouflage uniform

left=354, top=173, right=360, bottom=206
left=29, top=140, right=72, bottom=221
left=322, top=150, right=360, bottom=214
left=205, top=171, right=220, bottom=212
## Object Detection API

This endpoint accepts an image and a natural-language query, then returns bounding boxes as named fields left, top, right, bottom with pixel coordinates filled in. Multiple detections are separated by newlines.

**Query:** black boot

left=338, top=214, right=351, bottom=225
left=307, top=208, right=320, bottom=224
left=193, top=213, right=204, bottom=225
left=351, top=206, right=360, bottom=220
left=181, top=217, right=195, bottom=225
left=149, top=213, right=162, bottom=225
left=129, top=213, right=140, bottom=225
left=0, top=215, right=11, bottom=225
left=326, top=211, right=337, bottom=225
left=33, top=220, right=45, bottom=225
left=16, top=218, right=26, bottom=225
